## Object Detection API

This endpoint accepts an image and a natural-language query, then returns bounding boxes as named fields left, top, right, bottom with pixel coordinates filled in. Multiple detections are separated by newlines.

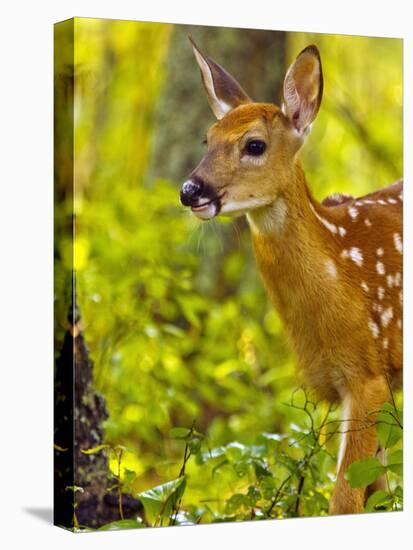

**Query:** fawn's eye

left=246, top=139, right=266, bottom=156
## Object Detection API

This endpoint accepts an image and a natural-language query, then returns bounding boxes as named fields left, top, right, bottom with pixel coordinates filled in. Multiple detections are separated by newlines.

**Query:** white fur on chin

left=191, top=202, right=218, bottom=220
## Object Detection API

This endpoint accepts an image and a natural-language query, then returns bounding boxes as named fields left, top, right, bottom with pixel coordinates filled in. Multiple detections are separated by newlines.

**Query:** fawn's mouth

left=191, top=193, right=224, bottom=220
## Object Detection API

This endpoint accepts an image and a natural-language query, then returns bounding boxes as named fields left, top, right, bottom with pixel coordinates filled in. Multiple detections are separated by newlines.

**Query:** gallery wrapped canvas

left=54, top=17, right=403, bottom=532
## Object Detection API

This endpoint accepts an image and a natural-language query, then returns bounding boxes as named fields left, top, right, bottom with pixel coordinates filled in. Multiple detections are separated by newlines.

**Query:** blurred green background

left=55, top=18, right=402, bottom=519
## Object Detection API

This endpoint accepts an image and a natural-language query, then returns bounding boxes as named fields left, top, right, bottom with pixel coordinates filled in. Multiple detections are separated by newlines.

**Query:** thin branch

left=266, top=475, right=292, bottom=516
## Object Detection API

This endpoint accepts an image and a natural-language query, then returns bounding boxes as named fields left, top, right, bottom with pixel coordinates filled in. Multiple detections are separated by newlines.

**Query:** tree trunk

left=54, top=302, right=142, bottom=529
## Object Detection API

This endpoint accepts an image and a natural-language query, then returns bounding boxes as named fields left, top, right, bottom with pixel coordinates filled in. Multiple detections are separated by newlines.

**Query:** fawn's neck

left=247, top=162, right=341, bottom=327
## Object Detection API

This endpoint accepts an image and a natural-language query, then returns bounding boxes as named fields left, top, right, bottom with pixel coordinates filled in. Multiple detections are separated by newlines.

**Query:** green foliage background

left=55, top=19, right=403, bottom=524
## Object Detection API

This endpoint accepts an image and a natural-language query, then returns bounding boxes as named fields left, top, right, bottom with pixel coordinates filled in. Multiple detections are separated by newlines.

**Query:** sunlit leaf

left=169, top=427, right=191, bottom=439
left=376, top=403, right=403, bottom=449
left=345, top=458, right=386, bottom=488
left=80, top=444, right=110, bottom=455
left=54, top=444, right=68, bottom=452
left=225, top=442, right=248, bottom=462
left=138, top=477, right=186, bottom=525
left=123, top=468, right=137, bottom=485
left=364, top=490, right=392, bottom=513
left=387, top=449, right=403, bottom=476
left=189, top=437, right=202, bottom=454
left=225, top=493, right=248, bottom=515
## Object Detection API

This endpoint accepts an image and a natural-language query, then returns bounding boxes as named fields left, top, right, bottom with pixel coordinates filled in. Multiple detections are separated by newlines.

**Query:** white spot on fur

left=377, top=286, right=385, bottom=300
left=338, top=226, right=347, bottom=237
left=381, top=307, right=393, bottom=328
left=388, top=198, right=397, bottom=205
left=376, top=248, right=384, bottom=257
left=348, top=206, right=359, bottom=220
left=368, top=318, right=380, bottom=338
left=378, top=199, right=387, bottom=205
left=325, top=259, right=337, bottom=278
left=397, top=319, right=402, bottom=329
left=376, top=261, right=385, bottom=275
left=399, top=192, right=403, bottom=201
left=394, top=272, right=401, bottom=287
left=393, top=233, right=403, bottom=254
left=399, top=291, right=403, bottom=305
left=372, top=303, right=383, bottom=314
left=361, top=281, right=369, bottom=293
left=387, top=274, right=394, bottom=288
left=310, top=203, right=338, bottom=234
left=328, top=193, right=349, bottom=204
left=364, top=218, right=372, bottom=227
left=383, top=337, right=389, bottom=350
left=363, top=200, right=375, bottom=204
left=349, top=247, right=363, bottom=266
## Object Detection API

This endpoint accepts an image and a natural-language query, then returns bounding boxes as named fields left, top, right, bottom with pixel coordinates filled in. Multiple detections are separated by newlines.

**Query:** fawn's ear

left=190, top=37, right=251, bottom=120
left=283, top=45, right=323, bottom=135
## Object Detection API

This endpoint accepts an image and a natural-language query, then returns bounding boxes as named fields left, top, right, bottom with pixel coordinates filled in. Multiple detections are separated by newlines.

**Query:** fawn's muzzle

left=180, top=177, right=204, bottom=206
left=180, top=176, right=222, bottom=220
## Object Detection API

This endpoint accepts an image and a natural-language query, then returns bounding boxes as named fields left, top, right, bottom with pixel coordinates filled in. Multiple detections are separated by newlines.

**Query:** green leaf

left=364, top=490, right=392, bottom=513
left=138, top=477, right=186, bottom=525
left=199, top=446, right=226, bottom=464
left=345, top=458, right=386, bottom=488
left=123, top=468, right=137, bottom=485
left=225, top=493, right=248, bottom=515
left=169, top=427, right=191, bottom=439
left=80, top=444, right=110, bottom=455
left=172, top=510, right=198, bottom=526
left=177, top=296, right=201, bottom=328
left=247, top=485, right=261, bottom=506
left=394, top=485, right=403, bottom=499
left=253, top=460, right=272, bottom=479
left=225, top=442, right=248, bottom=462
left=233, top=460, right=250, bottom=477
left=257, top=432, right=284, bottom=444
left=376, top=403, right=403, bottom=449
left=54, top=443, right=68, bottom=452
left=189, top=437, right=202, bottom=454
left=211, top=459, right=229, bottom=476
left=163, top=324, right=185, bottom=338
left=386, top=449, right=403, bottom=476
left=99, top=519, right=145, bottom=531
left=260, top=476, right=277, bottom=501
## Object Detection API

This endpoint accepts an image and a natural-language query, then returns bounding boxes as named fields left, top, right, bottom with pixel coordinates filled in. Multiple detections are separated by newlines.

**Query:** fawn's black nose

left=180, top=177, right=204, bottom=206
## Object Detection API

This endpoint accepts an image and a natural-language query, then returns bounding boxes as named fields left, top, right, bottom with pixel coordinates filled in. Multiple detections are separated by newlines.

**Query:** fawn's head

left=180, top=39, right=323, bottom=222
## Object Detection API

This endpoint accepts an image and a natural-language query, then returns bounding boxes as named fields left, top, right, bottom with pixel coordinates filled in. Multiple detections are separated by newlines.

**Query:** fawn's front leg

left=329, top=376, right=389, bottom=515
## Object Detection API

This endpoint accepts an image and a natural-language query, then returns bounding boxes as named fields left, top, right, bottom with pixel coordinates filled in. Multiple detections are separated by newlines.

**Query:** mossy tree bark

left=54, top=303, right=142, bottom=529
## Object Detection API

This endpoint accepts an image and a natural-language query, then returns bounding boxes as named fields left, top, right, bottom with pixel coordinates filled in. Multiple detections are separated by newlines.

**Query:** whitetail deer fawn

left=180, top=39, right=403, bottom=515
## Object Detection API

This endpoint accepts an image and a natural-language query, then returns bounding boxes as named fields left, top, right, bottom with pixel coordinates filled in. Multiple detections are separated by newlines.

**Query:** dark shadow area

left=24, top=507, right=53, bottom=524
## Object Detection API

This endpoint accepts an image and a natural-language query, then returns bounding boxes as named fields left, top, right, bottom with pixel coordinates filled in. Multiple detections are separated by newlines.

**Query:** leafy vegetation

left=54, top=19, right=403, bottom=529
left=75, top=397, right=402, bottom=530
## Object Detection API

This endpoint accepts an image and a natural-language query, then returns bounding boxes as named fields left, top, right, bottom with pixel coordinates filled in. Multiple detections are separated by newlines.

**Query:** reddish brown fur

left=250, top=167, right=402, bottom=514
